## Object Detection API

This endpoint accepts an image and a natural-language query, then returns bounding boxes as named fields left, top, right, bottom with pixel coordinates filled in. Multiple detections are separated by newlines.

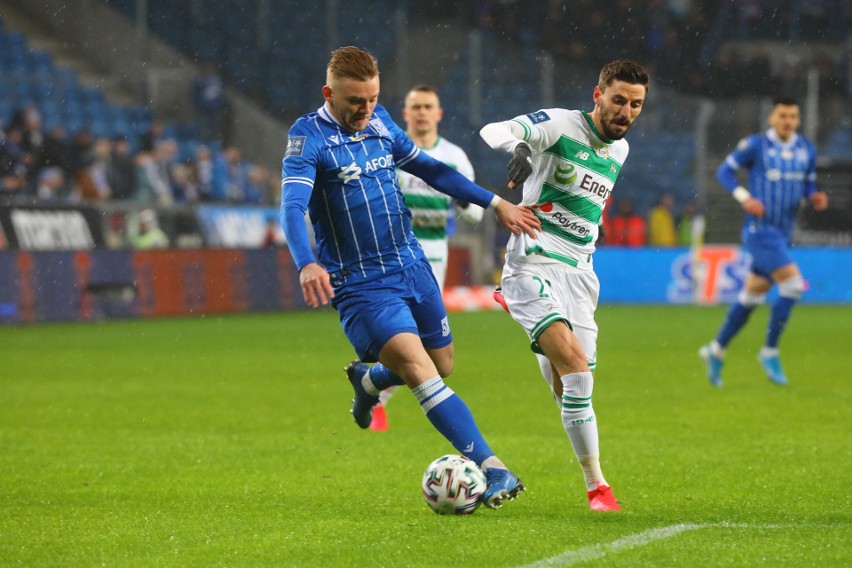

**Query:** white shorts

left=501, top=260, right=600, bottom=369
left=419, top=238, right=448, bottom=290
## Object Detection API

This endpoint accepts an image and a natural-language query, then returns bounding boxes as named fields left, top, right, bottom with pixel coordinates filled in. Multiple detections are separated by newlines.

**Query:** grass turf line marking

left=518, top=523, right=781, bottom=567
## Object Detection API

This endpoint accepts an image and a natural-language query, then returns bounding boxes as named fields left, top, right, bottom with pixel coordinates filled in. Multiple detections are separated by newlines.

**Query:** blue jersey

left=282, top=104, right=426, bottom=287
left=281, top=103, right=495, bottom=290
left=717, top=128, right=817, bottom=242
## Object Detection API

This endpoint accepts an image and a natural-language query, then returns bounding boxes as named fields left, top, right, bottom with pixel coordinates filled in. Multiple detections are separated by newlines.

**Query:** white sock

left=709, top=340, right=725, bottom=358
left=361, top=367, right=379, bottom=396
left=480, top=455, right=507, bottom=473
left=378, top=385, right=398, bottom=406
left=561, top=371, right=605, bottom=490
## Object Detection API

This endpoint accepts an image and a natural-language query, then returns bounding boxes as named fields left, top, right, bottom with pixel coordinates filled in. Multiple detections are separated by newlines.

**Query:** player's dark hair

left=599, top=59, right=649, bottom=92
left=772, top=95, right=799, bottom=107
left=408, top=84, right=439, bottom=96
left=327, top=46, right=379, bottom=81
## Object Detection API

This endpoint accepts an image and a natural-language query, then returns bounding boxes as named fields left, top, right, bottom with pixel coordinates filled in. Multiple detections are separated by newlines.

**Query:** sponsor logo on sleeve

left=527, top=110, right=551, bottom=124
left=285, top=136, right=306, bottom=157
left=369, top=117, right=390, bottom=137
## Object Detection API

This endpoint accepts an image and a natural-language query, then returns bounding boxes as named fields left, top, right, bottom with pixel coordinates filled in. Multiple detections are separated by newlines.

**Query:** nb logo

left=575, top=151, right=590, bottom=160
left=338, top=163, right=362, bottom=183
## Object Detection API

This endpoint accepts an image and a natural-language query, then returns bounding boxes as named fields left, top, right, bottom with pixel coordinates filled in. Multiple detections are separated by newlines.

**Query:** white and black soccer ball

left=421, top=454, right=486, bottom=515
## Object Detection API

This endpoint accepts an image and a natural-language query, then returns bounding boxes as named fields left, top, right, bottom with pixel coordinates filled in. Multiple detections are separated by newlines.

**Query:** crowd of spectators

left=449, top=0, right=849, bottom=100
left=601, top=194, right=703, bottom=248
left=0, top=103, right=279, bottom=208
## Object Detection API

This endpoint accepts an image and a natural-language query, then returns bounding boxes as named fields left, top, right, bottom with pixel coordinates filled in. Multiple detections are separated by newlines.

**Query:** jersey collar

left=318, top=104, right=366, bottom=135
left=582, top=111, right=613, bottom=144
left=767, top=127, right=798, bottom=148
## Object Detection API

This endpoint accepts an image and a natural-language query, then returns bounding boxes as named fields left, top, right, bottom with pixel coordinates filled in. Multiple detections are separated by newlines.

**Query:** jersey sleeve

left=280, top=122, right=320, bottom=269
left=716, top=135, right=757, bottom=192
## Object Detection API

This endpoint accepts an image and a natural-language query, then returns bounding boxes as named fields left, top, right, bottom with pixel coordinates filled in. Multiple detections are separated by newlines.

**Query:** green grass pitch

left=1, top=306, right=850, bottom=567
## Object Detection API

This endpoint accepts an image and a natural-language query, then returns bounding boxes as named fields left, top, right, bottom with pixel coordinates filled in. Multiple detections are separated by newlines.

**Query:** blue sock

left=412, top=377, right=493, bottom=466
left=766, top=296, right=796, bottom=348
left=369, top=363, right=405, bottom=390
left=716, top=301, right=755, bottom=348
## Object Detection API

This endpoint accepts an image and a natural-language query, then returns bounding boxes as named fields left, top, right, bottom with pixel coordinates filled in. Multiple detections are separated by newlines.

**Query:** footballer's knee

left=778, top=275, right=805, bottom=299
left=737, top=288, right=767, bottom=307
left=428, top=345, right=454, bottom=378
left=561, top=369, right=594, bottom=397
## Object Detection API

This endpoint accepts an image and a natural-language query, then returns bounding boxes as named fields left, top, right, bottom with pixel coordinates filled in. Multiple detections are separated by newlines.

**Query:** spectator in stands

left=1, top=128, right=28, bottom=201
left=107, top=137, right=136, bottom=201
left=243, top=164, right=270, bottom=205
left=34, top=167, right=66, bottom=202
left=69, top=128, right=94, bottom=176
left=132, top=208, right=169, bottom=249
left=33, top=125, right=73, bottom=178
left=192, top=60, right=227, bottom=143
left=139, top=117, right=165, bottom=153
left=193, top=144, right=227, bottom=201
left=647, top=193, right=678, bottom=246
left=169, top=163, right=200, bottom=204
left=9, top=102, right=44, bottom=164
left=677, top=200, right=705, bottom=247
left=77, top=137, right=113, bottom=201
left=135, top=150, right=173, bottom=206
left=607, top=198, right=646, bottom=247
left=222, top=145, right=249, bottom=203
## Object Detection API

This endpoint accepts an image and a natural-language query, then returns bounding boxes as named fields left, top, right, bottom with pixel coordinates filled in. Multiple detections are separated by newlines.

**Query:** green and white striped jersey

left=396, top=136, right=475, bottom=242
left=503, top=108, right=628, bottom=270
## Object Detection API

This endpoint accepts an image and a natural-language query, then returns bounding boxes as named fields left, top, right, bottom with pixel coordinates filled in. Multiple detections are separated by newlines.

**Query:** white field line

left=518, top=523, right=781, bottom=568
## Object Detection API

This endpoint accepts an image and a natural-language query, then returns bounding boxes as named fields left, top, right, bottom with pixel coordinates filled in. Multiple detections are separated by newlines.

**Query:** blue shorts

left=333, top=257, right=452, bottom=362
left=743, top=228, right=794, bottom=279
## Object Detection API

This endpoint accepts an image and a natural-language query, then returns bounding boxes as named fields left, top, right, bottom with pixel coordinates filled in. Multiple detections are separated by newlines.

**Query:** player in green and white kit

left=481, top=59, right=649, bottom=511
left=368, top=84, right=484, bottom=431
left=397, top=84, right=483, bottom=289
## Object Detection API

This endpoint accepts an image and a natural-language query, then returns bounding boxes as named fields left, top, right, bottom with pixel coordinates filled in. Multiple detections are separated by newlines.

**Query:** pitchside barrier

left=0, top=246, right=850, bottom=324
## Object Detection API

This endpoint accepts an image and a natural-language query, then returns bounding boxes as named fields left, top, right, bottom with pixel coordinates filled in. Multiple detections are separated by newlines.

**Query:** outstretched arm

left=480, top=120, right=533, bottom=190
left=401, top=152, right=539, bottom=237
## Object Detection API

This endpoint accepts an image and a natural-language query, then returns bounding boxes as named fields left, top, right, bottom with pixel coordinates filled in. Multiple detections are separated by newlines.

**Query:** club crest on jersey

left=595, top=147, right=609, bottom=159
left=369, top=117, right=390, bottom=137
left=553, top=163, right=577, bottom=185
left=527, top=110, right=551, bottom=124
left=441, top=316, right=450, bottom=337
left=338, top=163, right=362, bottom=183
left=285, top=136, right=306, bottom=157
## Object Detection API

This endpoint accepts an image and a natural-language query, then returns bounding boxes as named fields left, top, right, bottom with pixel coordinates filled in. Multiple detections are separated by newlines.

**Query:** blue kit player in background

left=280, top=46, right=540, bottom=509
left=699, top=96, right=828, bottom=387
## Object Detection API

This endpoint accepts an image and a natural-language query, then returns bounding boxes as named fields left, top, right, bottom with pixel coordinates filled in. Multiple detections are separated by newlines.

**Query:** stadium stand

left=1, top=1, right=848, bottom=244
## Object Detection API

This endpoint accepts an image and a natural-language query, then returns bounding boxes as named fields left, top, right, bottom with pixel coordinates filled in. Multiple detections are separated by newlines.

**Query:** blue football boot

left=482, top=468, right=525, bottom=509
left=758, top=352, right=788, bottom=386
left=698, top=344, right=724, bottom=387
left=345, top=361, right=379, bottom=429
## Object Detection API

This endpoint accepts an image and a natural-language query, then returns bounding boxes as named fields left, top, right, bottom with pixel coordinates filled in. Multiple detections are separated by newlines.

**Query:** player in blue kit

left=699, top=96, right=828, bottom=387
left=280, top=47, right=540, bottom=509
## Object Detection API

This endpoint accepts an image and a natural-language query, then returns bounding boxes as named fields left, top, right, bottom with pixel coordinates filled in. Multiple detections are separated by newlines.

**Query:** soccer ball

left=421, top=454, right=487, bottom=515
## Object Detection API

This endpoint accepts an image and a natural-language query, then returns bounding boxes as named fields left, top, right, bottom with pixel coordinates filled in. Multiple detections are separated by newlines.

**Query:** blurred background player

left=481, top=59, right=650, bottom=511
left=369, top=84, right=484, bottom=431
left=699, top=96, right=828, bottom=387
left=281, top=46, right=540, bottom=509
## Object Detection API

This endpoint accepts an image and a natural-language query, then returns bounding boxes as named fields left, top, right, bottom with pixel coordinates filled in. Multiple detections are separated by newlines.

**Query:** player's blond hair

left=326, top=46, right=379, bottom=82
